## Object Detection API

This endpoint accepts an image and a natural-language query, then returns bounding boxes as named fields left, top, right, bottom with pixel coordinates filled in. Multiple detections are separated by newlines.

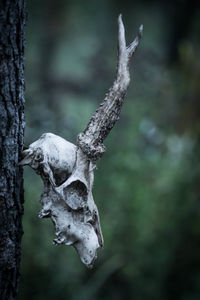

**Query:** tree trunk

left=0, top=1, right=25, bottom=299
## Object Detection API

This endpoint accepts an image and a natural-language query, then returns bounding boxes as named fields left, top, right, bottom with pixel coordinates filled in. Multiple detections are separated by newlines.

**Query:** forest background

left=18, top=0, right=200, bottom=299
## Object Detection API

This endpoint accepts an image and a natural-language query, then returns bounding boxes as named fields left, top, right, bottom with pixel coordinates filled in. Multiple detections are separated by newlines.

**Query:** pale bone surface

left=20, top=133, right=103, bottom=268
left=20, top=16, right=142, bottom=267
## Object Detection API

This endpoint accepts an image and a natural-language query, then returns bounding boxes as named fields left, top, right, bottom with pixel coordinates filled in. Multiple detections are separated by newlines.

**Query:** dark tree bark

left=0, top=1, right=25, bottom=299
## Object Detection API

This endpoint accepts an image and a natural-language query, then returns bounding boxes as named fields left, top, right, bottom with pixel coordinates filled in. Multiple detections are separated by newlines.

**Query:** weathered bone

left=20, top=133, right=103, bottom=267
left=20, top=16, right=142, bottom=267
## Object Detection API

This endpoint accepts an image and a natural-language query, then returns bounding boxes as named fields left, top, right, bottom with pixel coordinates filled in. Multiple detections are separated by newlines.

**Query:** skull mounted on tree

left=20, top=15, right=143, bottom=268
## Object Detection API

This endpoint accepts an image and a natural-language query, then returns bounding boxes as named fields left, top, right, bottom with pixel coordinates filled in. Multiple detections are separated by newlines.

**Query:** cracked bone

left=20, top=133, right=103, bottom=267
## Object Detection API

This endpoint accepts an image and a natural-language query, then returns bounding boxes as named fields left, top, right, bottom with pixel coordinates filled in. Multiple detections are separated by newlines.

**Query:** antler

left=19, top=16, right=143, bottom=268
left=77, top=15, right=143, bottom=161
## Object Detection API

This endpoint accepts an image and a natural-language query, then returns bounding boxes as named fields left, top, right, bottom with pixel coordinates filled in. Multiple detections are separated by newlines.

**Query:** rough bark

left=0, top=1, right=25, bottom=299
left=20, top=16, right=142, bottom=268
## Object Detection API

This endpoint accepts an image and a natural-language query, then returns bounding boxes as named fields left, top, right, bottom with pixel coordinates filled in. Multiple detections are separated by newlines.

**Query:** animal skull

left=19, top=16, right=143, bottom=268
left=20, top=133, right=103, bottom=268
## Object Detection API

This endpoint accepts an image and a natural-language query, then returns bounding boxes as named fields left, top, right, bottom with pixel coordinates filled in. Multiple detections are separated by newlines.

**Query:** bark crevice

left=0, top=1, right=25, bottom=299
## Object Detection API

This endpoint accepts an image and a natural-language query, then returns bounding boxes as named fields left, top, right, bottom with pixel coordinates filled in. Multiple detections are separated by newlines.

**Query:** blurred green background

left=18, top=0, right=200, bottom=299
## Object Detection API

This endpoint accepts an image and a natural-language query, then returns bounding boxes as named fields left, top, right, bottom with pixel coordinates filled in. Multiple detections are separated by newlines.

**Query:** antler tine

left=77, top=15, right=143, bottom=162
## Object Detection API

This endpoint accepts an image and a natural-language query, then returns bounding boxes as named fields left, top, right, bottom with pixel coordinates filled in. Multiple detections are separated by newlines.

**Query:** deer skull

left=20, top=133, right=103, bottom=268
left=20, top=16, right=142, bottom=268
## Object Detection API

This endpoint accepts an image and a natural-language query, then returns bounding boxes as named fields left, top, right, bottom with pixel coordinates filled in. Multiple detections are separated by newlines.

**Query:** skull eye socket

left=63, top=180, right=87, bottom=210
left=50, top=167, right=71, bottom=186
